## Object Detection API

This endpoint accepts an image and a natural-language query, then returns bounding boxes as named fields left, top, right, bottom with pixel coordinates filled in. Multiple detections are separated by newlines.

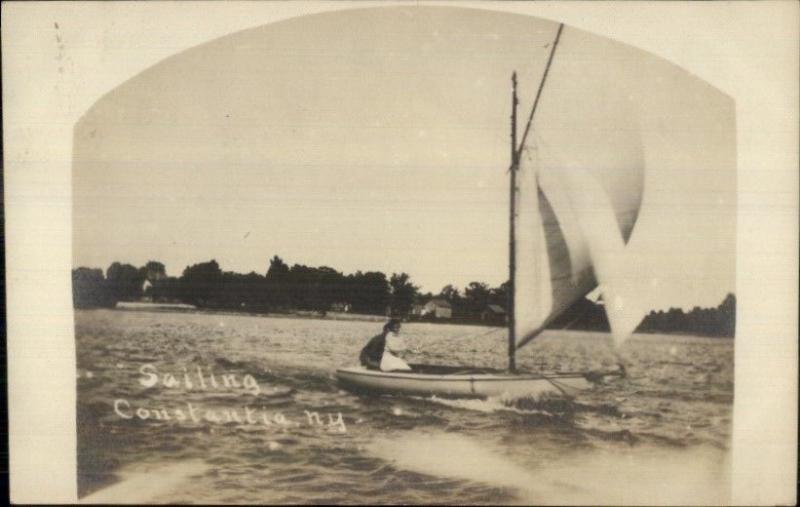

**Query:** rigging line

left=462, top=326, right=504, bottom=365
left=521, top=145, right=537, bottom=166
left=538, top=373, right=574, bottom=399
left=467, top=326, right=506, bottom=340
left=515, top=23, right=564, bottom=161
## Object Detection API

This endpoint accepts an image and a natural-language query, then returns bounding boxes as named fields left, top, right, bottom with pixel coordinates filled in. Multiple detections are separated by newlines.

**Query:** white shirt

left=384, top=333, right=407, bottom=353
left=380, top=332, right=411, bottom=371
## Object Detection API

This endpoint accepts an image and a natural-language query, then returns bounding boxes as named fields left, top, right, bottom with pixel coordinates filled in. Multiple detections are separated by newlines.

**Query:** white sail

left=513, top=24, right=734, bottom=349
left=554, top=165, right=648, bottom=346
left=513, top=25, right=646, bottom=349
left=513, top=142, right=553, bottom=343
left=513, top=142, right=642, bottom=348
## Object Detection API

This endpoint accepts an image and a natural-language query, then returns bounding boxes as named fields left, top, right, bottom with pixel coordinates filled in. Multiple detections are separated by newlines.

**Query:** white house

left=422, top=298, right=452, bottom=319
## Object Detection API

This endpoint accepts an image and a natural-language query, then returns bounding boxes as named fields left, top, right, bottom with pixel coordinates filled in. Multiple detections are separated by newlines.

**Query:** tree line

left=548, top=293, right=736, bottom=338
left=72, top=257, right=735, bottom=337
left=73, top=257, right=415, bottom=316
left=71, top=257, right=511, bottom=319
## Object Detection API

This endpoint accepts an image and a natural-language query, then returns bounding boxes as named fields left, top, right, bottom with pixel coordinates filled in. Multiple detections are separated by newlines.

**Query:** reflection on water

left=76, top=309, right=733, bottom=504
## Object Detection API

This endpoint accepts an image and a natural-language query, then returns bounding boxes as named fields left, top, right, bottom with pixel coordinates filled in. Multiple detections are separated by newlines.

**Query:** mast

left=508, top=71, right=519, bottom=373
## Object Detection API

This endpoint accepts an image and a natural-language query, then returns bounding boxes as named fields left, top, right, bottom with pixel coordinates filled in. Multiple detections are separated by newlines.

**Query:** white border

left=3, top=1, right=797, bottom=504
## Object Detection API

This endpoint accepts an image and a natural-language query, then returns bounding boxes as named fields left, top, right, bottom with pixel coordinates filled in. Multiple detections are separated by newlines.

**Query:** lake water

left=76, top=309, right=733, bottom=504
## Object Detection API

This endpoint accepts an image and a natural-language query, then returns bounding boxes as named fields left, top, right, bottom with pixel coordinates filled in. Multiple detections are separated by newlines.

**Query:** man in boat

left=359, top=318, right=413, bottom=372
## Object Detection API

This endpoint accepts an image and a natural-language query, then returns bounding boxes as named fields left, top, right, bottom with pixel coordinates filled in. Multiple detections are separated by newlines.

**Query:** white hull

left=336, top=365, right=601, bottom=399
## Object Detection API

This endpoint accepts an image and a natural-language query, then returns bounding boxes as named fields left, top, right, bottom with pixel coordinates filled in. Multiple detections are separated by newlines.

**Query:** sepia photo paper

left=3, top=1, right=798, bottom=504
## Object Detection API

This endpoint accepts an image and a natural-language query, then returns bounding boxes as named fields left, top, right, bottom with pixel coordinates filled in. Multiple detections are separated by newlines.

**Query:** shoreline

left=80, top=303, right=734, bottom=339
left=109, top=302, right=392, bottom=324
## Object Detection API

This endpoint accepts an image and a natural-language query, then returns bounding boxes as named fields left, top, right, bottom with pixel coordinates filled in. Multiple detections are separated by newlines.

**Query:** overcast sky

left=73, top=6, right=735, bottom=310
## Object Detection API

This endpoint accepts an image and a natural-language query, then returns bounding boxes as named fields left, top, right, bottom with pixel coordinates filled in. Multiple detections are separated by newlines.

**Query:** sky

left=72, top=6, right=736, bottom=310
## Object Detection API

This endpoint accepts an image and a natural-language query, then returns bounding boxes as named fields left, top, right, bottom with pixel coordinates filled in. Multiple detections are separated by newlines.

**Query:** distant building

left=481, top=304, right=507, bottom=324
left=141, top=279, right=154, bottom=302
left=330, top=302, right=351, bottom=313
left=422, top=298, right=452, bottom=319
left=410, top=304, right=425, bottom=316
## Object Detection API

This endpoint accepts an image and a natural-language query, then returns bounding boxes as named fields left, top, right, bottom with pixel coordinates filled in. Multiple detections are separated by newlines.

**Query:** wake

left=366, top=431, right=730, bottom=505
left=80, top=460, right=210, bottom=504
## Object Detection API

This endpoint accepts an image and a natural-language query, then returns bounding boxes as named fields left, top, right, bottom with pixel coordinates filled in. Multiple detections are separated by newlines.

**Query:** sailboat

left=336, top=23, right=684, bottom=399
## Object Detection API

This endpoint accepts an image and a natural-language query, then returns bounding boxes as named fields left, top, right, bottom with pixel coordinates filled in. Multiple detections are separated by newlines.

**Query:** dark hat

left=383, top=318, right=402, bottom=332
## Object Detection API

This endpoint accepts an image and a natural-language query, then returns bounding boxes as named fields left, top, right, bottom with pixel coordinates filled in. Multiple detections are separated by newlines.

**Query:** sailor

left=359, top=318, right=412, bottom=371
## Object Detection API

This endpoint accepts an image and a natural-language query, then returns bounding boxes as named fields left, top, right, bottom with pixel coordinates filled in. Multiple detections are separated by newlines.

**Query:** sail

left=513, top=25, right=646, bottom=349
left=513, top=142, right=553, bottom=343
left=553, top=165, right=649, bottom=346
left=513, top=23, right=734, bottom=349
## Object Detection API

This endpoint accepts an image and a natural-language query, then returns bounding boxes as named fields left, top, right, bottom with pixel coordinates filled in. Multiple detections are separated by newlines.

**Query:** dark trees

left=106, top=262, right=144, bottom=302
left=141, top=261, right=167, bottom=282
left=179, top=260, right=223, bottom=306
left=463, top=281, right=491, bottom=316
left=635, top=293, right=736, bottom=337
left=72, top=268, right=116, bottom=308
left=389, top=272, right=419, bottom=316
left=348, top=271, right=390, bottom=315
